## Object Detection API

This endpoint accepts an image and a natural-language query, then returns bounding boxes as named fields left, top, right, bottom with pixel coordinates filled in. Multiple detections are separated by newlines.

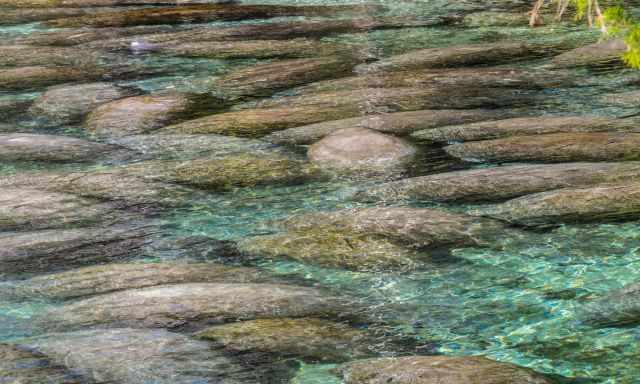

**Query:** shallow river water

left=2, top=1, right=640, bottom=383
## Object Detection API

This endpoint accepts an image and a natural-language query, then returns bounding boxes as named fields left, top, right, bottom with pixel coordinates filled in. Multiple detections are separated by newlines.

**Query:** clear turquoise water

left=2, top=1, right=640, bottom=383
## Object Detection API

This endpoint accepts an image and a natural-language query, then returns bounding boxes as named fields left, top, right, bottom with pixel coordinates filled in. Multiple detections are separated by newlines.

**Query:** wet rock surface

left=1, top=0, right=640, bottom=382
left=445, top=132, right=640, bottom=163
left=28, top=82, right=140, bottom=126
left=0, top=133, right=126, bottom=163
left=357, top=162, right=640, bottom=203
left=308, top=127, right=417, bottom=175
left=22, top=328, right=258, bottom=384
left=85, top=92, right=221, bottom=137
left=472, top=182, right=640, bottom=227
left=412, top=116, right=639, bottom=143
left=38, top=283, right=349, bottom=331
left=197, top=317, right=376, bottom=363
left=341, top=356, right=554, bottom=384
left=0, top=343, right=90, bottom=384
left=3, top=262, right=268, bottom=300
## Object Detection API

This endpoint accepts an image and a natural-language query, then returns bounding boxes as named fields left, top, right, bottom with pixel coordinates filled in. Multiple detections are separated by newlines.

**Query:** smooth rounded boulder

left=38, top=283, right=349, bottom=331
left=0, top=134, right=125, bottom=163
left=28, top=82, right=140, bottom=126
left=308, top=128, right=416, bottom=175
left=445, top=133, right=640, bottom=163
left=341, top=356, right=554, bottom=384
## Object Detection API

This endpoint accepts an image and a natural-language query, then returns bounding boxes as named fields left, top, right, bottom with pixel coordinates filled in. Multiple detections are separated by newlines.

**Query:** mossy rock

left=123, top=153, right=322, bottom=191
left=197, top=317, right=376, bottom=363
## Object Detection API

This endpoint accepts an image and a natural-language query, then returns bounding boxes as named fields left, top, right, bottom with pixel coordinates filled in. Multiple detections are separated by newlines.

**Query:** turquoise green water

left=2, top=1, right=640, bottom=383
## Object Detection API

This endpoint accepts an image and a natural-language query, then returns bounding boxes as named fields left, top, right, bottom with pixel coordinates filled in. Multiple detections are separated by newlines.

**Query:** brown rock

left=553, top=39, right=627, bottom=67
left=38, top=283, right=349, bottom=331
left=265, top=109, right=508, bottom=145
left=0, top=134, right=124, bottom=163
left=197, top=318, right=375, bottom=362
left=213, top=56, right=359, bottom=100
left=6, top=263, right=268, bottom=300
left=0, top=344, right=88, bottom=384
left=308, top=128, right=416, bottom=174
left=45, top=4, right=378, bottom=28
left=472, top=182, right=640, bottom=227
left=85, top=92, right=220, bottom=137
left=28, top=82, right=140, bottom=126
left=0, top=66, right=91, bottom=91
left=356, top=42, right=554, bottom=73
left=341, top=356, right=553, bottom=384
left=445, top=132, right=640, bottom=163
left=413, top=116, right=639, bottom=142
left=356, top=162, right=640, bottom=203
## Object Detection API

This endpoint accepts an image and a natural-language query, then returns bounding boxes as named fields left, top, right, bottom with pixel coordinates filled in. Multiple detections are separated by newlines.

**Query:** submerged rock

left=0, top=225, right=155, bottom=278
left=601, top=90, right=640, bottom=107
left=110, top=133, right=276, bottom=160
left=580, top=283, right=640, bottom=327
left=0, top=134, right=125, bottom=163
left=356, top=42, right=553, bottom=73
left=213, top=56, right=359, bottom=100
left=0, top=188, right=123, bottom=232
left=85, top=92, right=220, bottom=137
left=472, top=182, right=640, bottom=227
left=0, top=97, right=33, bottom=122
left=308, top=128, right=417, bottom=175
left=163, top=85, right=530, bottom=137
left=341, top=356, right=554, bottom=384
left=413, top=116, right=638, bottom=142
left=296, top=67, right=572, bottom=95
left=11, top=25, right=187, bottom=46
left=23, top=328, right=258, bottom=384
left=0, top=66, right=90, bottom=91
left=463, top=10, right=531, bottom=27
left=0, top=45, right=107, bottom=68
left=239, top=207, right=505, bottom=271
left=39, top=283, right=348, bottom=331
left=45, top=4, right=377, bottom=28
left=1, top=0, right=234, bottom=6
left=553, top=38, right=627, bottom=67
left=122, top=153, right=321, bottom=191
left=445, top=132, right=640, bottom=163
left=356, top=162, right=640, bottom=203
left=83, top=18, right=434, bottom=50
left=159, top=38, right=351, bottom=60
left=5, top=262, right=268, bottom=300
left=197, top=317, right=375, bottom=363
left=28, top=82, right=140, bottom=126
left=0, top=343, right=89, bottom=384
left=0, top=169, right=195, bottom=208
left=0, top=6, right=145, bottom=25
left=265, top=109, right=508, bottom=145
